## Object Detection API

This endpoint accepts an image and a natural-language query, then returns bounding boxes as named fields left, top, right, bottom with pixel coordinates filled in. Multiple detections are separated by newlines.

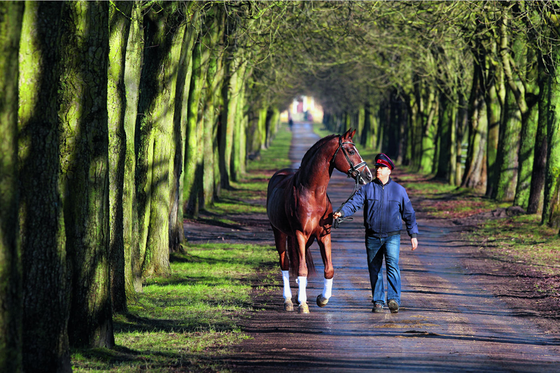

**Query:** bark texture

left=18, top=2, right=72, bottom=371
left=0, top=2, right=24, bottom=372
left=57, top=1, right=114, bottom=349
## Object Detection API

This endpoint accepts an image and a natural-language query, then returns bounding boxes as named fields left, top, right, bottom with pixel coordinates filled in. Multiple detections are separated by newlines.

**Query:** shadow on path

left=222, top=122, right=560, bottom=372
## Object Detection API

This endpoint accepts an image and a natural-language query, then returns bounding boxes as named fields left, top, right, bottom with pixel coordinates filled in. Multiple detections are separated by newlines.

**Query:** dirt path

left=188, top=122, right=560, bottom=372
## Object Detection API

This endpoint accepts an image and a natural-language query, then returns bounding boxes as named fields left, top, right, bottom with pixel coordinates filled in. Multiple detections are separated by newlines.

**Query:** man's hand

left=333, top=211, right=342, bottom=220
left=411, top=237, right=418, bottom=251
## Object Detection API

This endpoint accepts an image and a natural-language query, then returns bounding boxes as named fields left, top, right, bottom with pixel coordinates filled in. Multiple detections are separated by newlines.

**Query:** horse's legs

left=316, top=233, right=334, bottom=307
left=272, top=227, right=293, bottom=311
left=295, top=232, right=310, bottom=313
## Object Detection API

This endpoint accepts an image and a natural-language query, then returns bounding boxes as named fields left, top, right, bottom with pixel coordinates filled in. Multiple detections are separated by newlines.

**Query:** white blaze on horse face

left=348, top=144, right=372, bottom=183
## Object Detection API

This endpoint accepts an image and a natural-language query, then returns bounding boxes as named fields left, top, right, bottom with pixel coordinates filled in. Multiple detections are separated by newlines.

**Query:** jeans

left=365, top=234, right=401, bottom=305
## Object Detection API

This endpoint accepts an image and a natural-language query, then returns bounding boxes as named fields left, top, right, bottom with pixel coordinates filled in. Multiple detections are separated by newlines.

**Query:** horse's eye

left=349, top=150, right=356, bottom=155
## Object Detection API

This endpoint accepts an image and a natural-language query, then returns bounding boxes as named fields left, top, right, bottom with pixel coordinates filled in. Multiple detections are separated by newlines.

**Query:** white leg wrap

left=322, top=277, right=333, bottom=299
left=282, top=270, right=292, bottom=300
left=297, top=276, right=307, bottom=304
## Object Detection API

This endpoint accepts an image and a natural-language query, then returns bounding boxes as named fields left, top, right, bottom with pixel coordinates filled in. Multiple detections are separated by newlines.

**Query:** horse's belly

left=267, top=187, right=292, bottom=233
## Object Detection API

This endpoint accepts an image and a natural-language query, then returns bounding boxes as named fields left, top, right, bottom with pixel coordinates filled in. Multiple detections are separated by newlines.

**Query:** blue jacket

left=339, top=177, right=418, bottom=238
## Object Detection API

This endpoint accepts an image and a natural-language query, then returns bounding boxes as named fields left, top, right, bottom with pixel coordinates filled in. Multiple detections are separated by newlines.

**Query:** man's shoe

left=372, top=303, right=384, bottom=313
left=388, top=299, right=399, bottom=313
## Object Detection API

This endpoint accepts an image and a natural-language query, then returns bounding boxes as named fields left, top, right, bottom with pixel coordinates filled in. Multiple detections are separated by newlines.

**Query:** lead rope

left=333, top=176, right=361, bottom=229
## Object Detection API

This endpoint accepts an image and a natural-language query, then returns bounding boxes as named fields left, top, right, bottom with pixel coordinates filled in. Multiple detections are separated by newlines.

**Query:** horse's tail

left=287, top=235, right=316, bottom=277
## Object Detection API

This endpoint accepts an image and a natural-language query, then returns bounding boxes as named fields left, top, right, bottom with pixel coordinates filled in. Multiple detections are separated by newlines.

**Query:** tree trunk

left=410, top=83, right=424, bottom=171
left=435, top=92, right=454, bottom=181
left=19, top=2, right=72, bottom=370
left=0, top=2, right=23, bottom=372
left=140, top=9, right=186, bottom=277
left=220, top=54, right=240, bottom=189
left=493, top=12, right=522, bottom=202
left=184, top=40, right=202, bottom=217
left=543, top=55, right=560, bottom=227
left=57, top=1, right=113, bottom=349
left=403, top=94, right=415, bottom=166
left=357, top=104, right=366, bottom=146
left=169, top=19, right=197, bottom=253
left=527, top=58, right=549, bottom=214
left=231, top=62, right=249, bottom=182
left=462, top=62, right=488, bottom=189
left=507, top=27, right=536, bottom=209
left=185, top=30, right=210, bottom=217
left=108, top=0, right=133, bottom=314
left=123, top=1, right=143, bottom=295
left=202, top=9, right=225, bottom=208
left=419, top=85, right=438, bottom=174
left=363, top=102, right=379, bottom=151
left=484, top=44, right=504, bottom=198
left=493, top=85, right=521, bottom=201
left=514, top=99, right=538, bottom=208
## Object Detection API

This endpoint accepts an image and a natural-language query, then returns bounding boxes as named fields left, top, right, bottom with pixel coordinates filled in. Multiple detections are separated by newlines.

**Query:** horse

left=266, top=128, right=373, bottom=313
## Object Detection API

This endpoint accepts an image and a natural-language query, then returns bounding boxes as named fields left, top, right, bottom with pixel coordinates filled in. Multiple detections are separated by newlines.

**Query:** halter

left=331, top=136, right=368, bottom=182
left=331, top=136, right=369, bottom=229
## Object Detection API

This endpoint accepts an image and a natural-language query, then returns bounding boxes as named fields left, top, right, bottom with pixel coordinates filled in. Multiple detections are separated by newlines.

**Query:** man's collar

left=374, top=177, right=391, bottom=186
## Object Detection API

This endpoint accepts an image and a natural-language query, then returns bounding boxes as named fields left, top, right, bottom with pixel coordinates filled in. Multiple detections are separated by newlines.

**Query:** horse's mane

left=300, top=134, right=337, bottom=168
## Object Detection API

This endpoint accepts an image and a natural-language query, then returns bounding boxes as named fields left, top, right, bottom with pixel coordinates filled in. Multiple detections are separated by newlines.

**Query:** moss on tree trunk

left=57, top=1, right=114, bottom=349
left=18, top=2, right=73, bottom=370
left=0, top=2, right=24, bottom=372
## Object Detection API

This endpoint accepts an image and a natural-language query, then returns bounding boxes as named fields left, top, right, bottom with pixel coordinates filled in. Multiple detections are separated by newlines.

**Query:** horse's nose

left=361, top=166, right=373, bottom=184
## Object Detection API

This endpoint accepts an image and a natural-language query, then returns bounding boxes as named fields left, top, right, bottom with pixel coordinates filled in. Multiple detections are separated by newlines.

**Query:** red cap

left=375, top=153, right=394, bottom=170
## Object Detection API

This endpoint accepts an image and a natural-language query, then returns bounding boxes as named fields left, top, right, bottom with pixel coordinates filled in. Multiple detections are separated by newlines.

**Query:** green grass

left=469, top=214, right=560, bottom=275
left=72, top=244, right=278, bottom=372
left=201, top=123, right=292, bottom=220
left=247, top=123, right=293, bottom=173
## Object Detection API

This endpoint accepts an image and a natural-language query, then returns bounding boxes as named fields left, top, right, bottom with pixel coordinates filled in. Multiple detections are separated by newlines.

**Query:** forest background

left=2, top=1, right=560, bottom=371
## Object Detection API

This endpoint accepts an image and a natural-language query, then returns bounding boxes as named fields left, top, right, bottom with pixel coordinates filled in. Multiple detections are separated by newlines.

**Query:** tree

left=57, top=1, right=114, bottom=349
left=527, top=57, right=549, bottom=214
left=0, top=2, right=24, bottom=372
left=184, top=18, right=210, bottom=217
left=202, top=7, right=226, bottom=208
left=18, top=1, right=72, bottom=370
left=169, top=3, right=198, bottom=253
left=136, top=4, right=188, bottom=278
left=122, top=0, right=144, bottom=297
left=108, top=0, right=133, bottom=314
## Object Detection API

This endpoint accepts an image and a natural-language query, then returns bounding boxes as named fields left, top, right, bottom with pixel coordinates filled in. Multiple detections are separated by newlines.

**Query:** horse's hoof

left=298, top=303, right=310, bottom=314
left=284, top=299, right=294, bottom=312
left=316, top=294, right=329, bottom=307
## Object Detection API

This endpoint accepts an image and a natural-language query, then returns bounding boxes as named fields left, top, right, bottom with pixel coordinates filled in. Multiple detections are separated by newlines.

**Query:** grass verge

left=470, top=214, right=560, bottom=275
left=395, top=169, right=560, bottom=301
left=71, top=124, right=292, bottom=372
left=72, top=244, right=278, bottom=372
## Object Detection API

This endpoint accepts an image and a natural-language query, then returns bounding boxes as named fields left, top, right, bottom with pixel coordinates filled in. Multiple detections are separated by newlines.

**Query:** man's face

left=375, top=165, right=391, bottom=179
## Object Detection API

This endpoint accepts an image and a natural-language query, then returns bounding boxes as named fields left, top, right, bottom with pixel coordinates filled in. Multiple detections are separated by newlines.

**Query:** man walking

left=333, top=153, right=418, bottom=313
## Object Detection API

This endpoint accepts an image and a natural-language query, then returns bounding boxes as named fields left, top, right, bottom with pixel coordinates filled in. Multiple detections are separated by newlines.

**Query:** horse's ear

left=344, top=128, right=356, bottom=139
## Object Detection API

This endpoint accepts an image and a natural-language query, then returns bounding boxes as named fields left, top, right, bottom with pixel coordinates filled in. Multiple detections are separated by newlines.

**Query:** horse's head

left=332, top=129, right=373, bottom=185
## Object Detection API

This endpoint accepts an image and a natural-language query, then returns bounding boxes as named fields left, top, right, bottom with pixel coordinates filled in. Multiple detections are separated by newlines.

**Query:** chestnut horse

left=266, top=129, right=373, bottom=313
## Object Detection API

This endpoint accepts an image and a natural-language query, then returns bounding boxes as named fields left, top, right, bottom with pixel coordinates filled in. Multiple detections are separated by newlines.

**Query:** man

left=333, top=153, right=418, bottom=313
